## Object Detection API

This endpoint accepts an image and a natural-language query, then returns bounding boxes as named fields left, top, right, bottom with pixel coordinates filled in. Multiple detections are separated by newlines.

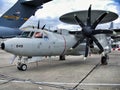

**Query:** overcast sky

left=0, top=0, right=120, bottom=29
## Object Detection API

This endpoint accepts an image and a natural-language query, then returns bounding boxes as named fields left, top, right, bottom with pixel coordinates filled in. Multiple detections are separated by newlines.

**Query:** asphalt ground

left=0, top=50, right=120, bottom=90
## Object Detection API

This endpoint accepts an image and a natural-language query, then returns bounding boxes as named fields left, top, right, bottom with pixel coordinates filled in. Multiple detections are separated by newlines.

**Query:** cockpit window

left=34, top=32, right=43, bottom=38
left=20, top=31, right=34, bottom=38
left=20, top=31, right=30, bottom=38
left=30, top=32, right=34, bottom=37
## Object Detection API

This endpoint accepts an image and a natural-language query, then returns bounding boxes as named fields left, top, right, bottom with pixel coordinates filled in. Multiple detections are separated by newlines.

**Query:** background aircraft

left=0, top=0, right=52, bottom=38
left=1, top=5, right=118, bottom=71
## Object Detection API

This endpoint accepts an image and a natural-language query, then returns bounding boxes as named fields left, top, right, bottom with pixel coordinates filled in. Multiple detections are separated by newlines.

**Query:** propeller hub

left=83, top=27, right=92, bottom=36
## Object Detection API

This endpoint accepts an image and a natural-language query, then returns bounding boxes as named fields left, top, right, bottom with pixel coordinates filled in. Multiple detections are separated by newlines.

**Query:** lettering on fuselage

left=16, top=44, right=23, bottom=48
left=3, top=15, right=28, bottom=21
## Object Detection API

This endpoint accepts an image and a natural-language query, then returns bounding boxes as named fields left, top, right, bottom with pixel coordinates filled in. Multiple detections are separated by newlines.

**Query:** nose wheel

left=17, top=62, right=27, bottom=71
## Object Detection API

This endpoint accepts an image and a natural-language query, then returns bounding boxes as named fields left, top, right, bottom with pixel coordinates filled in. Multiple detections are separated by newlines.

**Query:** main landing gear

left=59, top=55, right=65, bottom=60
left=101, top=54, right=109, bottom=65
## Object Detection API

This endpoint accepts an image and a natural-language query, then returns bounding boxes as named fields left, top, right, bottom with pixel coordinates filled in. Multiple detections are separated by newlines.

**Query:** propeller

left=41, top=24, right=46, bottom=30
left=37, top=20, right=40, bottom=29
left=72, top=5, right=112, bottom=59
left=37, top=20, right=46, bottom=30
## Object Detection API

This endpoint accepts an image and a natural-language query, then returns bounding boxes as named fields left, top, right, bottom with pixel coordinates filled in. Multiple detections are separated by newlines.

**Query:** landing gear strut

left=101, top=54, right=109, bottom=65
left=59, top=55, right=65, bottom=60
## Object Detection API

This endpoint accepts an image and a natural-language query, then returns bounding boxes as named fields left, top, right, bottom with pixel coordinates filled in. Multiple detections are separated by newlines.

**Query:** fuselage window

left=34, top=32, right=43, bottom=38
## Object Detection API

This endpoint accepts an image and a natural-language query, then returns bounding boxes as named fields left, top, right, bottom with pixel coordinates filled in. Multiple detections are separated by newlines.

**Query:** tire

left=59, top=55, right=65, bottom=60
left=20, top=64, right=27, bottom=71
left=101, top=56, right=108, bottom=65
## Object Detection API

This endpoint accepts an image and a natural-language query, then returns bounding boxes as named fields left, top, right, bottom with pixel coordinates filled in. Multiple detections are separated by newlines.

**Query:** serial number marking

left=16, top=45, right=23, bottom=48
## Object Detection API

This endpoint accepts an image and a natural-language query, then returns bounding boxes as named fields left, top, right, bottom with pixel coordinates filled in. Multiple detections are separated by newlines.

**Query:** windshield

left=20, top=31, right=34, bottom=38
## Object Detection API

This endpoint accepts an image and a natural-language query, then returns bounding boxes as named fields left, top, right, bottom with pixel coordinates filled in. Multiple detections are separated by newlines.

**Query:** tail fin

left=0, top=0, right=52, bottom=28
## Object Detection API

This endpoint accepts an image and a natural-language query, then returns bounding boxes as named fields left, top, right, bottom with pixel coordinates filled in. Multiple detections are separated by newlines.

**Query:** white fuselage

left=1, top=29, right=111, bottom=57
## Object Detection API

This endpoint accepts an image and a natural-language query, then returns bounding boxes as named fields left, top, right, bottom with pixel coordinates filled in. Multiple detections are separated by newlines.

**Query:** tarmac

left=0, top=50, right=120, bottom=90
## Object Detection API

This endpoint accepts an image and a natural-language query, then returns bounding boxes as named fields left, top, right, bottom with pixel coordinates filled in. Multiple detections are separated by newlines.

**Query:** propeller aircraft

left=1, top=5, right=119, bottom=71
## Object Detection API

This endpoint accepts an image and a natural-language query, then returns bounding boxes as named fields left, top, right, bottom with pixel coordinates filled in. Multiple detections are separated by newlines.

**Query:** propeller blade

left=92, top=30, right=114, bottom=35
left=91, top=36, right=104, bottom=53
left=111, top=35, right=120, bottom=39
left=72, top=36, right=85, bottom=49
left=89, top=38, right=94, bottom=48
left=69, top=31, right=82, bottom=34
left=87, top=5, right=91, bottom=26
left=91, top=12, right=109, bottom=29
left=37, top=20, right=40, bottom=29
left=74, top=14, right=85, bottom=28
left=41, top=24, right=46, bottom=30
left=85, top=38, right=89, bottom=58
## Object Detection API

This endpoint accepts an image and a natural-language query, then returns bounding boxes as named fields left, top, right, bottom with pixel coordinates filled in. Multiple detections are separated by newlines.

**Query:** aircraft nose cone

left=1, top=43, right=5, bottom=50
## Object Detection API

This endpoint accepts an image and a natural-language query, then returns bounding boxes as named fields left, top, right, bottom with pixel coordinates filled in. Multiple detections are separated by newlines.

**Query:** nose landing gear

left=17, top=56, right=28, bottom=71
left=16, top=56, right=43, bottom=71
